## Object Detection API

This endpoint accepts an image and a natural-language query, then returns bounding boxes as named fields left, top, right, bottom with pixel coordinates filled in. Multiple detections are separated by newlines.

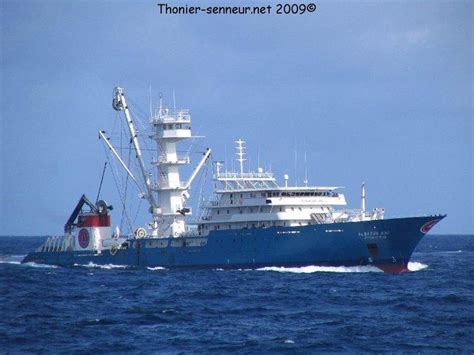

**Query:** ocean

left=0, top=234, right=473, bottom=353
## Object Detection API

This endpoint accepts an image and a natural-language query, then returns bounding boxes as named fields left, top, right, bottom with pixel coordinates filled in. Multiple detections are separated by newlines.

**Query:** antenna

left=149, top=84, right=153, bottom=117
left=294, top=138, right=298, bottom=187
left=159, top=93, right=163, bottom=117
left=361, top=181, right=366, bottom=213
left=224, top=144, right=227, bottom=173
left=257, top=146, right=260, bottom=172
left=304, top=138, right=308, bottom=187
left=173, top=89, right=176, bottom=110
left=235, top=139, right=246, bottom=175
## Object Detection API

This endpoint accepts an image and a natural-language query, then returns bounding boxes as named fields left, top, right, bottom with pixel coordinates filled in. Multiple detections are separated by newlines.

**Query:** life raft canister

left=135, top=227, right=147, bottom=238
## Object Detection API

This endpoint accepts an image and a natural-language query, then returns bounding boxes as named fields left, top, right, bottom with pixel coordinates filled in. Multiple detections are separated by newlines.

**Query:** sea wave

left=146, top=266, right=167, bottom=271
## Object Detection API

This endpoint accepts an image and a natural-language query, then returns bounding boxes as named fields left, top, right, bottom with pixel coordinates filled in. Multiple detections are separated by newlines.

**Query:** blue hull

left=22, top=216, right=444, bottom=272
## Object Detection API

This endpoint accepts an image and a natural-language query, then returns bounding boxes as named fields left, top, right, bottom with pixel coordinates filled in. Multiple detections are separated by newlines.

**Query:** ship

left=23, top=87, right=445, bottom=272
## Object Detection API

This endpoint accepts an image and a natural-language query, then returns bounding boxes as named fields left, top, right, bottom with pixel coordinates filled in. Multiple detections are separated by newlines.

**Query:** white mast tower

left=110, top=87, right=211, bottom=238
left=235, top=139, right=246, bottom=176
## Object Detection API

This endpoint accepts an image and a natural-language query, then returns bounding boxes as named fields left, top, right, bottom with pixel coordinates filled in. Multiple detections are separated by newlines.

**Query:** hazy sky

left=1, top=0, right=472, bottom=235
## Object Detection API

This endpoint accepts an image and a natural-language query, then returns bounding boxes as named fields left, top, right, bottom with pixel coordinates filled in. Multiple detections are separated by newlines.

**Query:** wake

left=256, top=261, right=429, bottom=273
left=256, top=265, right=382, bottom=273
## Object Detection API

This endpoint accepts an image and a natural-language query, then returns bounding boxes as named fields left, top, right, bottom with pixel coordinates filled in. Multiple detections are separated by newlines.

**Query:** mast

left=235, top=139, right=246, bottom=176
left=361, top=181, right=366, bottom=213
left=150, top=95, right=210, bottom=238
left=303, top=139, right=308, bottom=187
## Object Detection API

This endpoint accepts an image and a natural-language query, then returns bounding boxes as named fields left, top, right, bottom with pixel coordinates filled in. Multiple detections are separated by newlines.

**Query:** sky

left=0, top=0, right=472, bottom=235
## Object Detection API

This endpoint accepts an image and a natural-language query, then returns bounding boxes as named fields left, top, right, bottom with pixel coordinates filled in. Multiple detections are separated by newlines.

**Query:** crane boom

left=185, top=148, right=212, bottom=190
left=112, top=87, right=158, bottom=209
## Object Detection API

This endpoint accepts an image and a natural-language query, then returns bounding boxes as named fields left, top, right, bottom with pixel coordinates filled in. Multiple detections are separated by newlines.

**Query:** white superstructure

left=196, top=140, right=385, bottom=236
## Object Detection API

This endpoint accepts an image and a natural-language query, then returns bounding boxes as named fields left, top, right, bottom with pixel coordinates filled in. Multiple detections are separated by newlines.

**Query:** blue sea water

left=0, top=235, right=473, bottom=353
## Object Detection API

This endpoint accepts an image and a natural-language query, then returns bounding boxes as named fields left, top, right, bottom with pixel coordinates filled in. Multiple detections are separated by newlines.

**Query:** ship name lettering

left=358, top=230, right=390, bottom=239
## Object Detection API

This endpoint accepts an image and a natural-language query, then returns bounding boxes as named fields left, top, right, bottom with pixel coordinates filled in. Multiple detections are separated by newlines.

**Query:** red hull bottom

left=376, top=263, right=409, bottom=273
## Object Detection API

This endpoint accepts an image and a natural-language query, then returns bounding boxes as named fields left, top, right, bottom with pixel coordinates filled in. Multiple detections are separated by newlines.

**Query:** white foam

left=22, top=262, right=58, bottom=269
left=284, top=339, right=295, bottom=344
left=161, top=309, right=175, bottom=313
left=74, top=262, right=129, bottom=269
left=0, top=260, right=21, bottom=265
left=0, top=259, right=58, bottom=268
left=256, top=265, right=383, bottom=273
left=146, top=266, right=166, bottom=271
left=407, top=261, right=428, bottom=272
left=0, top=255, right=25, bottom=264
